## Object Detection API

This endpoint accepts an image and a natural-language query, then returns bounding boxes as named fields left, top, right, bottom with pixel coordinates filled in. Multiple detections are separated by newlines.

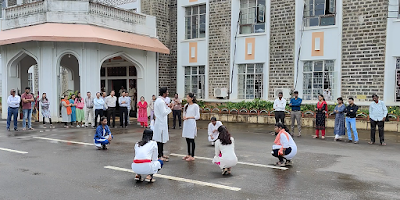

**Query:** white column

left=1, top=49, right=7, bottom=119
left=81, top=45, right=101, bottom=99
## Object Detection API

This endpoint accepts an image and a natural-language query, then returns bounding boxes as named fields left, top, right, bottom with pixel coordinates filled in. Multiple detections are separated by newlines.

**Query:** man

left=119, top=91, right=131, bottom=128
left=105, top=90, right=117, bottom=128
left=128, top=86, right=136, bottom=112
left=153, top=87, right=173, bottom=161
left=344, top=98, right=359, bottom=144
left=369, top=94, right=388, bottom=146
left=21, top=87, right=35, bottom=130
left=85, top=92, right=95, bottom=128
left=289, top=91, right=302, bottom=137
left=102, top=92, right=108, bottom=117
left=6, top=89, right=21, bottom=132
left=172, top=93, right=182, bottom=129
left=94, top=117, right=113, bottom=150
left=119, top=86, right=125, bottom=97
left=273, top=92, right=286, bottom=124
left=94, top=92, right=105, bottom=127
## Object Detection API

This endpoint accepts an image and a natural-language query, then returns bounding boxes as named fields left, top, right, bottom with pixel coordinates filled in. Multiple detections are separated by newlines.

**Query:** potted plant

left=301, top=104, right=315, bottom=118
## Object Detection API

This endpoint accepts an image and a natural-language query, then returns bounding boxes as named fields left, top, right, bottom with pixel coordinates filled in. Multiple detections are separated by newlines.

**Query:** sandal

left=313, top=135, right=319, bottom=139
left=321, top=136, right=325, bottom=140
left=145, top=175, right=155, bottom=183
left=285, top=160, right=293, bottom=166
left=135, top=174, right=142, bottom=182
left=185, top=157, right=195, bottom=161
left=222, top=168, right=228, bottom=175
left=368, top=141, right=375, bottom=145
left=227, top=168, right=232, bottom=175
left=275, top=161, right=286, bottom=167
left=182, top=155, right=189, bottom=160
left=381, top=142, right=387, bottom=146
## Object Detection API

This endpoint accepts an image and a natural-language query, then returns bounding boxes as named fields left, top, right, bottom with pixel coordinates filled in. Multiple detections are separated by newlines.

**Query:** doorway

left=111, top=79, right=127, bottom=98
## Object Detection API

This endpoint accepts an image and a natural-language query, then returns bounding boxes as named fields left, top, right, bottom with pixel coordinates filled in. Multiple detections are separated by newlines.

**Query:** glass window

left=28, top=73, right=33, bottom=90
left=303, top=60, right=336, bottom=101
left=396, top=58, right=400, bottom=102
left=238, top=63, right=263, bottom=99
left=304, top=0, right=336, bottom=27
left=239, top=0, right=266, bottom=34
left=184, top=66, right=206, bottom=99
left=185, top=5, right=207, bottom=39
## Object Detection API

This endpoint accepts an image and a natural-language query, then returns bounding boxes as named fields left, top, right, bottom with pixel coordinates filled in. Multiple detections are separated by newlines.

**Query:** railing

left=89, top=2, right=145, bottom=25
left=5, top=1, right=45, bottom=19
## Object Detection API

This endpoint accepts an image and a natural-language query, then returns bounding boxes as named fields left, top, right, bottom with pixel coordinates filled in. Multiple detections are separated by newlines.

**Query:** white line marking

left=104, top=166, right=241, bottom=191
left=33, top=136, right=94, bottom=146
left=170, top=153, right=288, bottom=170
left=0, top=147, right=28, bottom=154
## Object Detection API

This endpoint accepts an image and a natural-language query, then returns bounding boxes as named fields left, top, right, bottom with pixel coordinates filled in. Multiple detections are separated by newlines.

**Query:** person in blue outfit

left=333, top=97, right=346, bottom=141
left=344, top=98, right=359, bottom=144
left=94, top=117, right=113, bottom=150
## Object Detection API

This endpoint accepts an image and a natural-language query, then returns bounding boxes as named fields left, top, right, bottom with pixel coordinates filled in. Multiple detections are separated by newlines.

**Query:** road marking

left=33, top=136, right=94, bottom=146
left=0, top=147, right=28, bottom=154
left=170, top=153, right=288, bottom=170
left=104, top=166, right=241, bottom=191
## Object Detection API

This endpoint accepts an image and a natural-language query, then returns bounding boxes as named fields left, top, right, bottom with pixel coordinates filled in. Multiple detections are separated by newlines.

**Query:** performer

left=272, top=123, right=297, bottom=167
left=94, top=117, right=113, bottom=150
left=181, top=93, right=200, bottom=162
left=212, top=126, right=238, bottom=175
left=208, top=117, right=223, bottom=145
left=131, top=129, right=163, bottom=183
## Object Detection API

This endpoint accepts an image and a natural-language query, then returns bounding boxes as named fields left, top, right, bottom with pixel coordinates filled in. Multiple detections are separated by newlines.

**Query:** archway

left=59, top=54, right=80, bottom=96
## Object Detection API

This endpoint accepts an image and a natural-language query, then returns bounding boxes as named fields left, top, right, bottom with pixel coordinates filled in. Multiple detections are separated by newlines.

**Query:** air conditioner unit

left=274, top=88, right=291, bottom=99
left=214, top=88, right=228, bottom=98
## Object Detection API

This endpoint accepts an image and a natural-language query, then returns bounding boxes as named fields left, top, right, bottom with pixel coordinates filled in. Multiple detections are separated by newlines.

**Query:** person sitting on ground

left=94, top=117, right=113, bottom=150
left=132, top=129, right=163, bottom=183
left=208, top=117, right=223, bottom=146
left=212, top=126, right=238, bottom=175
left=272, top=123, right=297, bottom=167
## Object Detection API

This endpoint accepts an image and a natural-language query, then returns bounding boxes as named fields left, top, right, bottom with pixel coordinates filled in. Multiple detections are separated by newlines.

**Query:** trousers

left=275, top=111, right=285, bottom=124
left=85, top=108, right=94, bottom=127
left=290, top=111, right=302, bottom=135
left=370, top=119, right=384, bottom=144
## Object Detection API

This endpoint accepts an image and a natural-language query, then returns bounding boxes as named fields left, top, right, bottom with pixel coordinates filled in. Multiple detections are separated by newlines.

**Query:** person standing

left=39, top=93, right=53, bottom=128
left=94, top=117, right=113, bottom=150
left=6, top=89, right=21, bottom=132
left=101, top=92, right=108, bottom=117
left=75, top=92, right=85, bottom=128
left=137, top=96, right=149, bottom=128
left=344, top=98, right=359, bottom=144
left=212, top=126, right=238, bottom=175
left=61, top=95, right=72, bottom=128
left=69, top=94, right=77, bottom=127
left=181, top=93, right=200, bottom=162
left=314, top=94, right=328, bottom=139
left=172, top=93, right=182, bottom=129
left=129, top=86, right=136, bottom=114
left=94, top=92, right=105, bottom=127
left=273, top=92, right=286, bottom=124
left=208, top=117, right=223, bottom=145
left=85, top=92, right=95, bottom=128
left=21, top=87, right=35, bottom=130
left=149, top=95, right=156, bottom=121
left=369, top=94, right=388, bottom=146
left=289, top=91, right=302, bottom=137
left=119, top=86, right=125, bottom=97
left=105, top=90, right=117, bottom=128
left=119, top=91, right=131, bottom=128
left=333, top=97, right=346, bottom=141
left=165, top=95, right=171, bottom=129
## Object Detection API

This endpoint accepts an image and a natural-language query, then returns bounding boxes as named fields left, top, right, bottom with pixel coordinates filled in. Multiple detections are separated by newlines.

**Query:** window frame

left=303, top=0, right=336, bottom=27
left=302, top=60, right=336, bottom=101
left=184, top=66, right=206, bottom=99
left=28, top=73, right=33, bottom=90
left=239, top=0, right=266, bottom=34
left=185, top=4, right=206, bottom=40
left=395, top=58, right=400, bottom=102
left=237, top=63, right=264, bottom=99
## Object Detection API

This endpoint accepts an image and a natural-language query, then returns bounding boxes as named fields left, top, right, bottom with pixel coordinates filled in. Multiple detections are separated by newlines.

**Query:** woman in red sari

left=313, top=94, right=328, bottom=139
left=137, top=96, right=148, bottom=128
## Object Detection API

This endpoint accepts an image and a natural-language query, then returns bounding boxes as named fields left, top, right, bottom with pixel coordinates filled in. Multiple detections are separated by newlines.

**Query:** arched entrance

left=7, top=52, right=38, bottom=97
left=58, top=53, right=80, bottom=117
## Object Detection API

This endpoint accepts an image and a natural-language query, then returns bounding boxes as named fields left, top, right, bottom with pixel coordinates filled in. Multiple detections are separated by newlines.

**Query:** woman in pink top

left=137, top=96, right=148, bottom=128
left=75, top=92, right=85, bottom=128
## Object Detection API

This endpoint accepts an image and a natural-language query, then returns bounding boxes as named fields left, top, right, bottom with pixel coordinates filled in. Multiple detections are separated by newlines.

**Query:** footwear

left=102, top=145, right=107, bottom=150
left=313, top=135, right=319, bottom=139
left=7, top=128, right=10, bottom=131
left=135, top=174, right=142, bottom=182
left=297, top=134, right=301, bottom=137
left=43, top=125, right=46, bottom=128
left=353, top=141, right=359, bottom=144
left=14, top=128, right=18, bottom=131
left=144, top=175, right=155, bottom=183
left=185, top=156, right=195, bottom=161
left=29, top=128, right=34, bottom=130
left=347, top=140, right=353, bottom=143
left=275, top=161, right=286, bottom=167
left=211, top=142, right=215, bottom=146
left=227, top=168, right=232, bottom=175
left=76, top=125, right=80, bottom=128
left=381, top=142, right=387, bottom=146
left=182, top=155, right=189, bottom=160
left=222, top=168, right=229, bottom=175
left=179, top=126, right=182, bottom=129
left=22, top=128, right=26, bottom=131
left=172, top=127, right=175, bottom=129
left=321, top=136, right=325, bottom=140
left=368, top=141, right=374, bottom=145
left=96, top=146, right=102, bottom=150
left=285, top=160, right=293, bottom=166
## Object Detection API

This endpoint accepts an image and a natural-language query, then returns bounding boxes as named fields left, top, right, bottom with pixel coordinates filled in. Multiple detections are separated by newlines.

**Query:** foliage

left=387, top=106, right=400, bottom=116
left=357, top=108, right=369, bottom=115
left=197, top=100, right=206, bottom=109
left=328, top=105, right=336, bottom=112
left=301, top=104, right=315, bottom=112
left=68, top=90, right=79, bottom=99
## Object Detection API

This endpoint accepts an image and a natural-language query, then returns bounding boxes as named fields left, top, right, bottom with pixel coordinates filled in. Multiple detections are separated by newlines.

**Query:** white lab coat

left=131, top=141, right=161, bottom=175
left=208, top=121, right=223, bottom=142
left=153, top=97, right=172, bottom=143
left=182, top=104, right=200, bottom=139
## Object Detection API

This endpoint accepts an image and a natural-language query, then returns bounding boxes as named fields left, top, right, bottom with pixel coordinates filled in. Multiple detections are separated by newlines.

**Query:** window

left=396, top=58, right=400, bottom=102
left=239, top=0, right=266, bottom=34
left=303, top=0, right=336, bottom=27
left=238, top=63, right=263, bottom=99
left=303, top=60, right=337, bottom=101
left=28, top=73, right=33, bottom=90
left=185, top=5, right=206, bottom=39
left=185, top=66, right=205, bottom=99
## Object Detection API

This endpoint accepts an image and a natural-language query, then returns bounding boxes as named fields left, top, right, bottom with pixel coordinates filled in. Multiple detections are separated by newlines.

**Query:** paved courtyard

left=0, top=120, right=399, bottom=200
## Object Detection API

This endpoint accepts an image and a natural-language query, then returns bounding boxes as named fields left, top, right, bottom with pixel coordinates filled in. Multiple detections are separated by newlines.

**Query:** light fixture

left=68, top=54, right=71, bottom=58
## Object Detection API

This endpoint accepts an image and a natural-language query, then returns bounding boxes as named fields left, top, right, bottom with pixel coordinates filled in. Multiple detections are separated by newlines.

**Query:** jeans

left=94, top=109, right=103, bottom=127
left=346, top=117, right=358, bottom=141
left=290, top=111, right=302, bottom=135
left=370, top=119, right=384, bottom=144
left=120, top=107, right=128, bottom=127
left=22, top=109, right=32, bottom=129
left=173, top=110, right=182, bottom=128
left=7, top=107, right=19, bottom=130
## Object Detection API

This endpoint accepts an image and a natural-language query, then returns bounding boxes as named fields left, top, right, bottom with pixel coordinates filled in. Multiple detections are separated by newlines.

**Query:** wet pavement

left=0, top=120, right=399, bottom=200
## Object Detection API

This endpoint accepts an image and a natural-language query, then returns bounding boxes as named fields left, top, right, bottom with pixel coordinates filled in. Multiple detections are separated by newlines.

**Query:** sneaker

left=353, top=141, right=359, bottom=144
left=7, top=128, right=10, bottom=131
left=285, top=160, right=293, bottom=166
left=77, top=125, right=80, bottom=128
left=14, top=128, right=18, bottom=131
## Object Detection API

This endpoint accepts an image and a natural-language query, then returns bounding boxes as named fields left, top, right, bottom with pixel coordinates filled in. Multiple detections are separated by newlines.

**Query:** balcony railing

left=5, top=1, right=45, bottom=19
left=89, top=2, right=145, bottom=25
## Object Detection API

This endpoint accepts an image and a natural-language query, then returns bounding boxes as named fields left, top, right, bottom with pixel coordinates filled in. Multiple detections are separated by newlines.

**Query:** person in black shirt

left=344, top=98, right=359, bottom=144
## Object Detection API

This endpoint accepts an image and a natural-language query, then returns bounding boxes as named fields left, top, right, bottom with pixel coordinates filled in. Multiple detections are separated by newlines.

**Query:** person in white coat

left=272, top=122, right=297, bottom=167
left=153, top=87, right=173, bottom=162
left=212, top=126, right=238, bottom=175
left=208, top=117, right=223, bottom=145
left=132, top=129, right=163, bottom=183
left=181, top=93, right=200, bottom=162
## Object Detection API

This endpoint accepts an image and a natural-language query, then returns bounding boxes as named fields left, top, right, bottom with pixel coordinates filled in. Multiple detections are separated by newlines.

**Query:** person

left=61, top=95, right=72, bottom=128
left=75, top=92, right=85, bottom=128
left=21, top=87, right=35, bottom=130
left=119, top=86, right=125, bottom=97
left=369, top=94, right=388, bottom=146
left=149, top=95, right=156, bottom=121
left=105, top=90, right=117, bottom=128
left=273, top=92, right=286, bottom=124
left=181, top=93, right=200, bottom=162
left=212, top=126, right=238, bottom=175
left=272, top=123, right=297, bottom=167
left=137, top=96, right=148, bottom=128
left=208, top=117, right=223, bottom=145
left=101, top=92, right=108, bottom=117
left=39, top=93, right=53, bottom=128
left=131, top=129, right=163, bottom=183
left=344, top=98, right=359, bottom=144
left=333, top=97, right=346, bottom=141
left=94, top=92, right=105, bottom=127
left=323, top=89, right=331, bottom=101
left=289, top=91, right=302, bottom=137
left=85, top=92, right=95, bottom=128
left=69, top=94, right=77, bottom=127
left=94, top=117, right=113, bottom=150
left=153, top=87, right=173, bottom=162
left=314, top=94, right=328, bottom=139
left=172, top=93, right=182, bottom=129
left=128, top=86, right=136, bottom=113
left=119, top=91, right=131, bottom=128
left=165, top=95, right=171, bottom=128
left=31, top=93, right=38, bottom=122
left=6, top=89, right=21, bottom=132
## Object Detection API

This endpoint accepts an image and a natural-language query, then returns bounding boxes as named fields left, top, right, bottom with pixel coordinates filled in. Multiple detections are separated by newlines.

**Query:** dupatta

left=62, top=99, right=72, bottom=115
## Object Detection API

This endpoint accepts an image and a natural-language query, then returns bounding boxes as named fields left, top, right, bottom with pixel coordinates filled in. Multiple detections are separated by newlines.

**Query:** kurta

left=61, top=101, right=71, bottom=123
left=137, top=101, right=148, bottom=123
left=40, top=98, right=51, bottom=118
left=272, top=130, right=297, bottom=160
left=182, top=104, right=200, bottom=139
left=69, top=99, right=76, bottom=122
left=94, top=125, right=113, bottom=147
left=153, top=97, right=172, bottom=143
left=212, top=137, right=238, bottom=169
left=208, top=121, right=223, bottom=142
left=131, top=141, right=161, bottom=175
left=316, top=101, right=328, bottom=130
left=334, top=104, right=346, bottom=136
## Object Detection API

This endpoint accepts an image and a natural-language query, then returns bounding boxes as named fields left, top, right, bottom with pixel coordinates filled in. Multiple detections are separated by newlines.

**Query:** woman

left=137, top=96, right=148, bottom=128
left=212, top=126, right=238, bottom=175
left=69, top=94, right=77, bottom=126
left=314, top=94, right=328, bottom=139
left=94, top=117, right=113, bottom=150
left=61, top=95, right=72, bottom=128
left=132, top=129, right=163, bottom=183
left=149, top=95, right=156, bottom=121
left=208, top=117, right=223, bottom=145
left=40, top=93, right=53, bottom=128
left=272, top=123, right=297, bottom=166
left=75, top=92, right=85, bottom=128
left=333, top=97, right=346, bottom=141
left=182, top=93, right=200, bottom=161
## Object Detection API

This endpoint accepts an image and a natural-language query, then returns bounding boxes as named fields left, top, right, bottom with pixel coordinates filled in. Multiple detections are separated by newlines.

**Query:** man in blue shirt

left=369, top=94, right=388, bottom=146
left=289, top=91, right=302, bottom=137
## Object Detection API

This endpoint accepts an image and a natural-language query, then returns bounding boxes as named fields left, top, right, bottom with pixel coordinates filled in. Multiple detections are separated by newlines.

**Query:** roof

left=0, top=23, right=169, bottom=54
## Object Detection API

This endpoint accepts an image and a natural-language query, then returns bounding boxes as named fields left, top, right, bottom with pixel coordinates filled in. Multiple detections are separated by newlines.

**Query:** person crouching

left=208, top=117, right=223, bottom=146
left=212, top=126, right=238, bottom=175
left=94, top=117, right=113, bottom=150
left=272, top=122, right=297, bottom=167
left=132, top=129, right=163, bottom=183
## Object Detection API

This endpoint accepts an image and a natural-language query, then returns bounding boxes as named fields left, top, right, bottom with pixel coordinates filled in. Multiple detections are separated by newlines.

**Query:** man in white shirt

left=273, top=92, right=287, bottom=124
left=119, top=91, right=131, bottom=128
left=369, top=94, right=388, bottom=146
left=105, top=90, right=117, bottom=128
left=7, top=89, right=21, bottom=132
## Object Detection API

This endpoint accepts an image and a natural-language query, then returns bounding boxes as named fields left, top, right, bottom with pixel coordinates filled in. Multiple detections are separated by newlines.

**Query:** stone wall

left=341, top=0, right=389, bottom=100
left=268, top=0, right=296, bottom=99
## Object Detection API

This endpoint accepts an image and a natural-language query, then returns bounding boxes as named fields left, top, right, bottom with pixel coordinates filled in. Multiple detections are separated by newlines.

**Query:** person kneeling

left=212, top=126, right=238, bottom=175
left=132, top=129, right=163, bottom=183
left=272, top=123, right=297, bottom=167
left=94, top=117, right=113, bottom=150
